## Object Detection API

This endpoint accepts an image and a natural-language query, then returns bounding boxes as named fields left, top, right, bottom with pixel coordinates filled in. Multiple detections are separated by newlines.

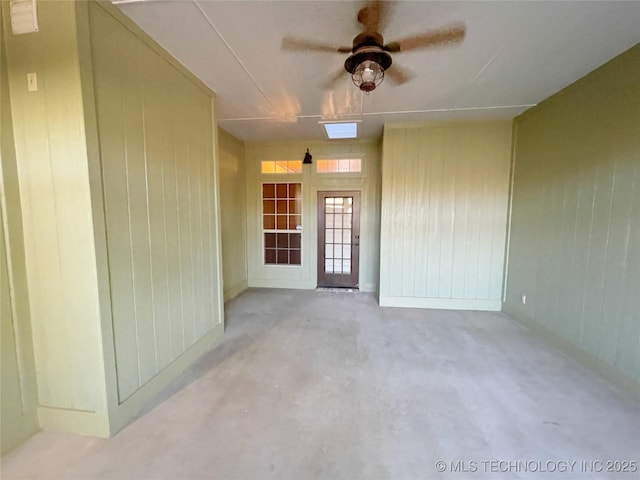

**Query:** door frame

left=317, top=190, right=361, bottom=288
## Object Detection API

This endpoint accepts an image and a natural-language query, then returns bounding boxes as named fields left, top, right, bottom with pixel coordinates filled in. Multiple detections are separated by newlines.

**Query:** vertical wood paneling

left=91, top=14, right=139, bottom=399
left=90, top=3, right=220, bottom=402
left=218, top=129, right=248, bottom=301
left=1, top=23, right=38, bottom=452
left=505, top=44, right=640, bottom=383
left=143, top=49, right=172, bottom=371
left=3, top=0, right=107, bottom=413
left=1, top=25, right=39, bottom=449
left=165, top=70, right=184, bottom=359
left=0, top=216, right=22, bottom=410
left=380, top=121, right=513, bottom=310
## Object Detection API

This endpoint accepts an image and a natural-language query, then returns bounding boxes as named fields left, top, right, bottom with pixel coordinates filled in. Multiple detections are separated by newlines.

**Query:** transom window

left=262, top=183, right=302, bottom=265
left=261, top=160, right=302, bottom=174
left=316, top=158, right=361, bottom=173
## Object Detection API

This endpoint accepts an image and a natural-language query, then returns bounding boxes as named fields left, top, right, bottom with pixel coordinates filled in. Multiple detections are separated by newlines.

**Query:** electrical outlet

left=27, top=72, right=37, bottom=91
left=521, top=294, right=527, bottom=305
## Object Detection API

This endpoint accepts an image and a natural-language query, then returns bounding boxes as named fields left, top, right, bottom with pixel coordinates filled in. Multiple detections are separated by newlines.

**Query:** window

left=261, top=160, right=302, bottom=174
left=262, top=183, right=302, bottom=265
left=316, top=158, right=361, bottom=173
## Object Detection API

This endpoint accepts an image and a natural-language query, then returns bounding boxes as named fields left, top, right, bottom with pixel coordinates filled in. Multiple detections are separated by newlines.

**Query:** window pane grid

left=261, top=160, right=302, bottom=174
left=323, top=196, right=352, bottom=274
left=263, top=182, right=302, bottom=265
left=316, top=158, right=362, bottom=174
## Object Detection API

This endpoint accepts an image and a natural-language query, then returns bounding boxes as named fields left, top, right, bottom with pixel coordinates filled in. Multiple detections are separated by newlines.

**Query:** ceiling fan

left=282, top=1, right=466, bottom=93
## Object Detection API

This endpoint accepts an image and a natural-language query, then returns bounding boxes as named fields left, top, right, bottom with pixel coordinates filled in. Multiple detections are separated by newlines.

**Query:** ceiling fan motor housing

left=352, top=32, right=384, bottom=51
left=344, top=46, right=392, bottom=74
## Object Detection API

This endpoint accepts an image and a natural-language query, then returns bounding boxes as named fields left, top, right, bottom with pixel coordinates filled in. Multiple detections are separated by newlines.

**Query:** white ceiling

left=113, top=0, right=640, bottom=142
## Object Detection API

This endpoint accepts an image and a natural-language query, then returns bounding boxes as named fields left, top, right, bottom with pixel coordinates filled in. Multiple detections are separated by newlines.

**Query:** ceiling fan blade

left=358, top=1, right=390, bottom=33
left=321, top=67, right=349, bottom=90
left=384, top=23, right=466, bottom=53
left=385, top=64, right=414, bottom=86
left=282, top=37, right=351, bottom=54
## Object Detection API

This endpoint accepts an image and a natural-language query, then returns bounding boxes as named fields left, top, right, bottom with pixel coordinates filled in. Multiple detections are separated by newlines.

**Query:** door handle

left=353, top=234, right=360, bottom=247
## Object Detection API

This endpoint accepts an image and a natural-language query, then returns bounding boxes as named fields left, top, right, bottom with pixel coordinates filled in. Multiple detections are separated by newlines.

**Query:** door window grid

left=262, top=183, right=302, bottom=265
left=323, top=197, right=353, bottom=274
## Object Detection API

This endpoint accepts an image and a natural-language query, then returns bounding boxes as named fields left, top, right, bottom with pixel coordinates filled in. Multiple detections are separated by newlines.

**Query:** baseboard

left=108, top=322, right=225, bottom=435
left=248, top=278, right=317, bottom=290
left=1, top=412, right=40, bottom=456
left=224, top=279, right=248, bottom=302
left=360, top=282, right=377, bottom=293
left=38, top=406, right=110, bottom=438
left=379, top=296, right=502, bottom=311
left=502, top=303, right=640, bottom=401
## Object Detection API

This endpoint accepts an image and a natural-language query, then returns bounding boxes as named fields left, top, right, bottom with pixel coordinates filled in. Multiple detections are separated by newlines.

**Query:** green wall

left=218, top=128, right=248, bottom=301
left=380, top=121, right=513, bottom=310
left=1, top=0, right=225, bottom=444
left=504, top=44, right=640, bottom=385
left=1, top=17, right=39, bottom=455
left=2, top=0, right=111, bottom=435
left=89, top=1, right=223, bottom=406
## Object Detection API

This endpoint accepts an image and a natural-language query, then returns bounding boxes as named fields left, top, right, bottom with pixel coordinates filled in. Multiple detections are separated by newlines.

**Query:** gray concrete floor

left=2, top=288, right=639, bottom=479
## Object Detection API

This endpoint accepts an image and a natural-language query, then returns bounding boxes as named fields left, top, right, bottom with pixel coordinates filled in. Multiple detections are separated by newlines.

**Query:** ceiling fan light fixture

left=352, top=60, right=384, bottom=93
left=344, top=47, right=392, bottom=93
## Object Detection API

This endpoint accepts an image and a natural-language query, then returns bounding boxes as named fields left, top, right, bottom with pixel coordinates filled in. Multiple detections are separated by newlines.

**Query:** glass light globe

left=351, top=60, right=384, bottom=93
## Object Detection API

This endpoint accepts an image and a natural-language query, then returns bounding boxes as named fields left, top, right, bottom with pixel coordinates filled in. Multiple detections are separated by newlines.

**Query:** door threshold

left=315, top=287, right=360, bottom=293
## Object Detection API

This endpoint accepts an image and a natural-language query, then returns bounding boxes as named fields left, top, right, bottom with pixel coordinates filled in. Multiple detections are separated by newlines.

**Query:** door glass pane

left=343, top=245, right=351, bottom=259
left=325, top=244, right=333, bottom=259
left=344, top=214, right=352, bottom=228
left=334, top=261, right=342, bottom=274
left=342, top=260, right=351, bottom=274
left=325, top=229, right=333, bottom=243
left=343, top=229, right=351, bottom=243
left=326, top=214, right=334, bottom=228
left=334, top=214, right=343, bottom=228
left=325, top=259, right=333, bottom=273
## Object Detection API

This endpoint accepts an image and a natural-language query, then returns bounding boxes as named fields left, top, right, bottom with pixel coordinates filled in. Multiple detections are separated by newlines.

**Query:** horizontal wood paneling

left=90, top=3, right=221, bottom=402
left=505, top=44, right=640, bottom=383
left=379, top=121, right=513, bottom=309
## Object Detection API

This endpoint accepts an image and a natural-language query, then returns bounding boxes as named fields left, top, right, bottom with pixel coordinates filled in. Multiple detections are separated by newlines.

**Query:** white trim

left=379, top=296, right=502, bottom=311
